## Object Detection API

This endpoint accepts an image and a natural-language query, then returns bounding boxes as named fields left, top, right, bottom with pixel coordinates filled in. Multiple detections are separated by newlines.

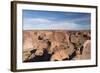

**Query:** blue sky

left=22, top=10, right=91, bottom=30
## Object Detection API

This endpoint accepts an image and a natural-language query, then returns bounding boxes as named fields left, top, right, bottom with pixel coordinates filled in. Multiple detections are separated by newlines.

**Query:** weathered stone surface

left=51, top=48, right=69, bottom=61
left=50, top=42, right=75, bottom=61
left=23, top=30, right=91, bottom=62
left=80, top=40, right=91, bottom=59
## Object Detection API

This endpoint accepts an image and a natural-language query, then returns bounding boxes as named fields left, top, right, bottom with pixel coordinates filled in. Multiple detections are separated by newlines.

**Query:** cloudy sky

left=22, top=10, right=91, bottom=30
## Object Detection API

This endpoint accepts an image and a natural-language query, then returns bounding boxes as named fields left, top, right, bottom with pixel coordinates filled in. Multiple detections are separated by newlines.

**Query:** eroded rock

left=23, top=30, right=91, bottom=62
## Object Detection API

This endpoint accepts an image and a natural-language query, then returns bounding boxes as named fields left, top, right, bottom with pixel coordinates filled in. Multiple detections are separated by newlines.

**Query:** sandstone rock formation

left=23, top=30, right=91, bottom=62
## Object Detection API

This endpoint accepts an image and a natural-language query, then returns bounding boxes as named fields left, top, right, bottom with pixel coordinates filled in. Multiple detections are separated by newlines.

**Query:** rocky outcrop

left=23, top=30, right=91, bottom=62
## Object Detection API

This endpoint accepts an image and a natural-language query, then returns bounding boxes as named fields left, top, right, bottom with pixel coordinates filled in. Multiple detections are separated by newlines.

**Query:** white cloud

left=68, top=16, right=90, bottom=23
left=23, top=18, right=51, bottom=25
left=23, top=17, right=90, bottom=30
